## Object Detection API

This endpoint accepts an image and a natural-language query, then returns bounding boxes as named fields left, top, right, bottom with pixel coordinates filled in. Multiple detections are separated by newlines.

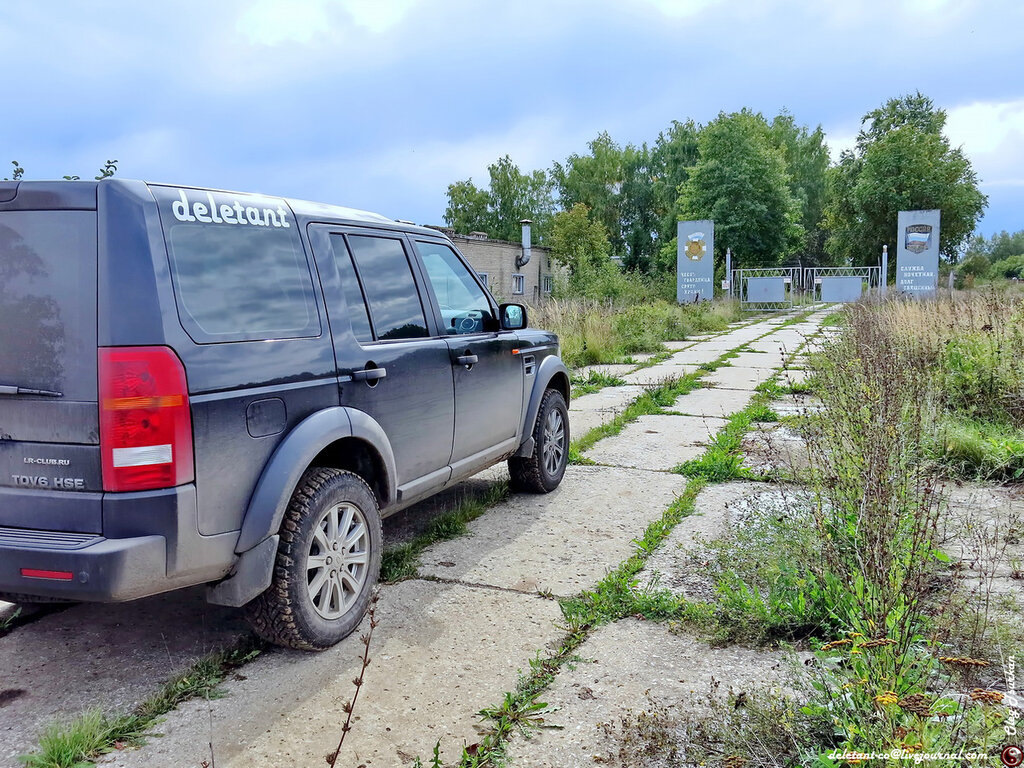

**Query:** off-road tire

left=509, top=388, right=569, bottom=493
left=245, top=468, right=382, bottom=651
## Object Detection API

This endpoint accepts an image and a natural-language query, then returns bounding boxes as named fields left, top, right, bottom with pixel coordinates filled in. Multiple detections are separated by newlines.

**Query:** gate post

left=880, top=245, right=888, bottom=296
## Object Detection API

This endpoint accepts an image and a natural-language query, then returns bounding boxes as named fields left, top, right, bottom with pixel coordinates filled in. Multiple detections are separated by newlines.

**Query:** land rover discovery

left=0, top=179, right=569, bottom=649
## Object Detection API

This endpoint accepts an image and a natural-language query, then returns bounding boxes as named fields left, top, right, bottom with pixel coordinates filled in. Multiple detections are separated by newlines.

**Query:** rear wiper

left=0, top=384, right=63, bottom=397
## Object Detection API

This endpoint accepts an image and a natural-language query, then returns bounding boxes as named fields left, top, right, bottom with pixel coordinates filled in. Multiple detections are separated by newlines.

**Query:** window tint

left=154, top=188, right=319, bottom=342
left=415, top=241, right=495, bottom=335
left=346, top=236, right=429, bottom=341
left=329, top=234, right=373, bottom=343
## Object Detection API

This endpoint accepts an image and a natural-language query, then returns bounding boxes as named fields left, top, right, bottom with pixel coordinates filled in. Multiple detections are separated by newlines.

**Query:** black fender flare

left=208, top=407, right=396, bottom=607
left=515, top=355, right=570, bottom=457
left=235, top=406, right=397, bottom=554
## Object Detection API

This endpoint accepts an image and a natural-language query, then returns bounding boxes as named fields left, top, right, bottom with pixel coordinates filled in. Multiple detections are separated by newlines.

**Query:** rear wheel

left=246, top=468, right=382, bottom=650
left=509, top=388, right=569, bottom=493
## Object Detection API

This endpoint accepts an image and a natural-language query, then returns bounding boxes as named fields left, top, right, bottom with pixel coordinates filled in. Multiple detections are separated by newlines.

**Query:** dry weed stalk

left=325, top=592, right=380, bottom=768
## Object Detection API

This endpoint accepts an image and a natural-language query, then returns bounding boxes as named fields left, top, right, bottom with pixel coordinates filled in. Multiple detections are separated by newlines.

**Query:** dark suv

left=0, top=180, right=569, bottom=649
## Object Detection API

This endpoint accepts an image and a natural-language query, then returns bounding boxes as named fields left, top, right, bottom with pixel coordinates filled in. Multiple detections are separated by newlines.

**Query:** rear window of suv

left=152, top=186, right=320, bottom=343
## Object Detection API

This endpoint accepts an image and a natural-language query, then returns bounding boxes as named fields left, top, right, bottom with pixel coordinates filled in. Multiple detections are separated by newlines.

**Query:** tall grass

left=849, top=289, right=1024, bottom=479
left=686, top=292, right=1020, bottom=761
left=533, top=297, right=742, bottom=368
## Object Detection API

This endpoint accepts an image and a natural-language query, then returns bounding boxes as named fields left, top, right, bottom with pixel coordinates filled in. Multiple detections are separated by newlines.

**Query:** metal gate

left=732, top=268, right=798, bottom=311
left=803, top=266, right=880, bottom=304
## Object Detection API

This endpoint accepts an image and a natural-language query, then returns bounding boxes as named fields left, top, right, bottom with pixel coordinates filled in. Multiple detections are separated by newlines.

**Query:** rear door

left=411, top=239, right=524, bottom=474
left=0, top=189, right=102, bottom=532
left=308, top=225, right=455, bottom=497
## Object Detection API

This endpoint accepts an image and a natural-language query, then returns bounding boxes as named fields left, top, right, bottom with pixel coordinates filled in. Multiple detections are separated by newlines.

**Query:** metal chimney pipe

left=517, top=219, right=532, bottom=269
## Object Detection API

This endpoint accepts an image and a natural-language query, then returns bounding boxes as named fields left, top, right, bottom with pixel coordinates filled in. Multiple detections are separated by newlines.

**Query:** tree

left=444, top=179, right=491, bottom=235
left=548, top=203, right=619, bottom=298
left=675, top=110, right=803, bottom=268
left=823, top=93, right=987, bottom=266
left=551, top=132, right=625, bottom=253
left=767, top=113, right=830, bottom=264
left=551, top=132, right=666, bottom=272
left=548, top=203, right=611, bottom=276
left=443, top=156, right=554, bottom=243
left=651, top=120, right=700, bottom=244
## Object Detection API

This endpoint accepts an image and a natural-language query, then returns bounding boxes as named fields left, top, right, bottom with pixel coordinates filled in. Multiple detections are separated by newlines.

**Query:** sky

left=1, top=0, right=1021, bottom=238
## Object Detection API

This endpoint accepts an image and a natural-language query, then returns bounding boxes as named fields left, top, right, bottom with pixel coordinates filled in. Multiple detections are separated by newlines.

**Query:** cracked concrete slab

left=419, top=465, right=687, bottom=596
left=770, top=393, right=822, bottom=417
left=725, top=351, right=787, bottom=369
left=741, top=423, right=811, bottom=475
left=637, top=483, right=805, bottom=602
left=584, top=415, right=725, bottom=471
left=672, top=387, right=753, bottom=418
left=622, top=365, right=689, bottom=386
left=704, top=365, right=775, bottom=391
left=505, top=620, right=797, bottom=768
left=573, top=364, right=636, bottom=380
left=659, top=346, right=722, bottom=366
left=663, top=340, right=696, bottom=351
left=106, top=580, right=563, bottom=768
left=570, top=385, right=645, bottom=414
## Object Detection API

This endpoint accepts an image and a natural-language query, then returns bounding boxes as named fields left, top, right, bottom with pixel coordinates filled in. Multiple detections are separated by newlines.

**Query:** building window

left=476, top=271, right=488, bottom=288
left=512, top=273, right=525, bottom=295
left=542, top=274, right=553, bottom=294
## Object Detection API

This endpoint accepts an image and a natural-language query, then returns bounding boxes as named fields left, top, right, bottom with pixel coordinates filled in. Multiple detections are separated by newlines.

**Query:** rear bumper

left=0, top=528, right=167, bottom=601
left=0, top=485, right=239, bottom=602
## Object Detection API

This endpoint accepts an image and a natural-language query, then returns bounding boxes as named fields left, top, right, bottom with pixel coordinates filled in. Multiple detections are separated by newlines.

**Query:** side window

left=414, top=241, right=496, bottom=335
left=346, top=235, right=429, bottom=341
left=154, top=187, right=320, bottom=343
left=328, top=234, right=373, bottom=343
left=512, top=274, right=525, bottom=295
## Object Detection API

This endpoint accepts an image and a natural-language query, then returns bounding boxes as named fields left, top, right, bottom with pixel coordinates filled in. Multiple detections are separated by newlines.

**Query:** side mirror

left=499, top=303, right=527, bottom=331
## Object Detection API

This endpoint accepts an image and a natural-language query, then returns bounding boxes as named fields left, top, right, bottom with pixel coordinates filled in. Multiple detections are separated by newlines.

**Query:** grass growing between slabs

left=650, top=295, right=1024, bottom=765
left=20, top=639, right=263, bottom=768
left=380, top=480, right=511, bottom=583
left=569, top=369, right=627, bottom=397
left=422, top=480, right=706, bottom=768
left=673, top=387, right=782, bottom=483
left=567, top=373, right=704, bottom=462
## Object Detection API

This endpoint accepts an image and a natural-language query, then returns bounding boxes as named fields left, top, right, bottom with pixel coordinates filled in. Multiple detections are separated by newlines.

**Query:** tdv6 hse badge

left=13, top=457, right=84, bottom=489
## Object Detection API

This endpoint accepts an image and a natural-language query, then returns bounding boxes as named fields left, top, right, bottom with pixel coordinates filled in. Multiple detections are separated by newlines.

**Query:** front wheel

left=509, top=389, right=569, bottom=493
left=245, top=468, right=382, bottom=650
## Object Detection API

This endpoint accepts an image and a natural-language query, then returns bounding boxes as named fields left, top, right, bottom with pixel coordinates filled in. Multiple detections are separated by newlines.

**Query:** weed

left=326, top=593, right=379, bottom=767
left=674, top=391, right=781, bottom=482
left=570, top=370, right=628, bottom=397
left=20, top=638, right=263, bottom=768
left=569, top=374, right=700, bottom=458
left=0, top=606, right=22, bottom=638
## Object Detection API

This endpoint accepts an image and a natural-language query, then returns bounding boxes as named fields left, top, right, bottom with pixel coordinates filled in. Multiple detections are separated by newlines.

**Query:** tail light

left=99, top=346, right=194, bottom=492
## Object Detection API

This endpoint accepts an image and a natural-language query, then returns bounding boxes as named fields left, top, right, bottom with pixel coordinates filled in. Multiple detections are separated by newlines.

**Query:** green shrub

left=928, top=415, right=1024, bottom=480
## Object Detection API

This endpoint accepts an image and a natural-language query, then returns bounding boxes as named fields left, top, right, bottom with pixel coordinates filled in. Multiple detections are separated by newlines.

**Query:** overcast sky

left=2, top=0, right=1021, bottom=237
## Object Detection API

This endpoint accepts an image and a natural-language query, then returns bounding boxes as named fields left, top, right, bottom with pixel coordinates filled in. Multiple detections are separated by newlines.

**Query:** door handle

left=455, top=354, right=478, bottom=367
left=352, top=367, right=387, bottom=382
